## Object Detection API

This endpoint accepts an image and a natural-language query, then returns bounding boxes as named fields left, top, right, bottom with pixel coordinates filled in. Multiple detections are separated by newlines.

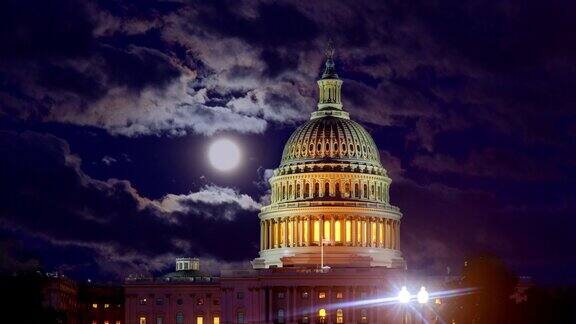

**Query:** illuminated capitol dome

left=252, top=50, right=405, bottom=269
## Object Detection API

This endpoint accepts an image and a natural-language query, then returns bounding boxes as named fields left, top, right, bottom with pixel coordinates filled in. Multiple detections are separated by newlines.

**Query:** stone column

left=284, top=218, right=289, bottom=247
left=367, top=218, right=372, bottom=247
left=375, top=219, right=381, bottom=248
left=331, top=216, right=336, bottom=244
left=397, top=221, right=401, bottom=250
left=319, top=216, right=324, bottom=245
left=260, top=221, right=264, bottom=251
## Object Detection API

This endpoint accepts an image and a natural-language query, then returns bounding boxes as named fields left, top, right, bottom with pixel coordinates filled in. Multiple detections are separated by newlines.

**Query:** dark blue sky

left=0, top=0, right=575, bottom=284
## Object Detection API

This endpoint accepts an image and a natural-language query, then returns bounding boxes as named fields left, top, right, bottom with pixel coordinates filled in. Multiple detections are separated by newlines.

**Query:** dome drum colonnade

left=252, top=50, right=405, bottom=269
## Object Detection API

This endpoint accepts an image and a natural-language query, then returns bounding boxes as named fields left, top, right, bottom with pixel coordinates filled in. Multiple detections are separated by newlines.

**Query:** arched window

left=371, top=185, right=375, bottom=196
left=345, top=183, right=350, bottom=197
left=176, top=312, right=184, bottom=324
left=304, top=183, right=310, bottom=198
left=237, top=310, right=245, bottom=324
left=363, top=184, right=368, bottom=198
left=336, top=309, right=344, bottom=323
left=354, top=183, right=360, bottom=198
left=277, top=309, right=285, bottom=323
left=296, top=184, right=301, bottom=198
left=318, top=309, right=327, bottom=323
left=335, top=220, right=341, bottom=242
left=335, top=183, right=341, bottom=197
left=360, top=309, right=368, bottom=323
left=314, top=183, right=320, bottom=198
left=324, top=182, right=330, bottom=197
left=282, top=186, right=286, bottom=200
left=288, top=185, right=293, bottom=198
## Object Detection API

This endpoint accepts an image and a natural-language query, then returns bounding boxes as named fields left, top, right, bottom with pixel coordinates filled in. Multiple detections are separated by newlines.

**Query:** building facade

left=125, top=52, right=411, bottom=324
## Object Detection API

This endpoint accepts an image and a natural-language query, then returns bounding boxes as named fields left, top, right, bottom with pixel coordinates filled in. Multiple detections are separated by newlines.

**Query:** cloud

left=101, top=155, right=117, bottom=165
left=0, top=130, right=260, bottom=278
left=158, top=185, right=261, bottom=219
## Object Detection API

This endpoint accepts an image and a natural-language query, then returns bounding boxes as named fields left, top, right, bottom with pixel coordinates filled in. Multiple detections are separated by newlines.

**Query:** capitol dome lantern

left=252, top=48, right=405, bottom=269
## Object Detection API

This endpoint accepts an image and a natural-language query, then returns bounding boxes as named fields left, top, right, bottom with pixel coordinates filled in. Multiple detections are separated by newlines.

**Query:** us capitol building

left=252, top=50, right=403, bottom=270
left=124, top=52, right=427, bottom=324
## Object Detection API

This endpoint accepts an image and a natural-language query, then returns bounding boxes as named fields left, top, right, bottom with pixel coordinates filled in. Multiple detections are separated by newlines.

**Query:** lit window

left=336, top=292, right=343, bottom=299
left=139, top=317, right=147, bottom=324
left=196, top=298, right=204, bottom=305
left=318, top=309, right=327, bottom=321
left=360, top=309, right=368, bottom=323
left=318, top=292, right=326, bottom=299
left=213, top=316, right=220, bottom=324
left=92, top=303, right=98, bottom=309
left=301, top=291, right=309, bottom=299
left=237, top=310, right=245, bottom=324
left=116, top=321, right=121, bottom=324
left=346, top=221, right=352, bottom=242
left=139, top=298, right=147, bottom=305
left=302, top=315, right=309, bottom=323
left=336, top=309, right=344, bottom=323
left=92, top=321, right=97, bottom=324
left=313, top=220, right=320, bottom=242
left=196, top=316, right=204, bottom=324
left=303, top=221, right=309, bottom=243
left=105, top=303, right=110, bottom=308
left=105, top=321, right=110, bottom=324
left=277, top=309, right=285, bottom=323
left=156, top=316, right=163, bottom=324
left=335, top=220, right=341, bottom=242
left=323, top=221, right=330, bottom=241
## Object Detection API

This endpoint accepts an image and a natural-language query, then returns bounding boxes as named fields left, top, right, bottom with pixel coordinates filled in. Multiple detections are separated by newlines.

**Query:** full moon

left=208, top=138, right=241, bottom=171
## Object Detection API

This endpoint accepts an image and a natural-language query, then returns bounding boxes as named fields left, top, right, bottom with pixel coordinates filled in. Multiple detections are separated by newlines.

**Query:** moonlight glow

left=208, top=139, right=241, bottom=171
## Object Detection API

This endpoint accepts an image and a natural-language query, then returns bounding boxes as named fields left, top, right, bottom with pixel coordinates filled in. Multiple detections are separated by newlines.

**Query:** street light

left=398, top=286, right=411, bottom=303
left=417, top=286, right=429, bottom=304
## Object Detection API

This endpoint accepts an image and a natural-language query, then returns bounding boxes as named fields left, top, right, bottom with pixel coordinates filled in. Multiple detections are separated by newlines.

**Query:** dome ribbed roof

left=280, top=116, right=381, bottom=167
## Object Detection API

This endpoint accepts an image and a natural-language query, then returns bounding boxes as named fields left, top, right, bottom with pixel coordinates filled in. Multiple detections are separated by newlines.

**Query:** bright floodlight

left=208, top=138, right=241, bottom=171
left=398, top=286, right=411, bottom=304
left=417, top=286, right=429, bottom=304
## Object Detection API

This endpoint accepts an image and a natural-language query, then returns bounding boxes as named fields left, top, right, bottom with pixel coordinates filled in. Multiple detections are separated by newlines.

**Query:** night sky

left=1, top=0, right=575, bottom=284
